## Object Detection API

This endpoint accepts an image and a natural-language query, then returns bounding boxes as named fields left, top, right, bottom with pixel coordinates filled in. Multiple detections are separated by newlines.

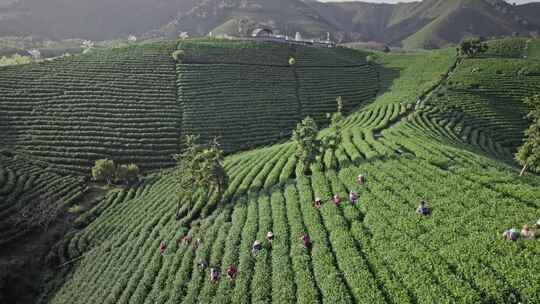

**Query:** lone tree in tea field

left=292, top=116, right=320, bottom=175
left=173, top=135, right=228, bottom=219
left=458, top=38, right=488, bottom=58
left=516, top=95, right=540, bottom=176
left=193, top=138, right=229, bottom=200
left=173, top=135, right=200, bottom=219
left=293, top=97, right=346, bottom=174
left=320, top=96, right=345, bottom=170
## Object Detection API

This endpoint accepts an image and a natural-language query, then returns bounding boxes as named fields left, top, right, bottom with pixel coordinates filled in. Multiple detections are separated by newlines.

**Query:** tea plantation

left=426, top=38, right=540, bottom=160
left=1, top=38, right=539, bottom=304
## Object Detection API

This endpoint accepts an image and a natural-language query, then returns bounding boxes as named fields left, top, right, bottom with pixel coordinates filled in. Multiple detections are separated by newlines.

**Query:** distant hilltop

left=1, top=0, right=540, bottom=48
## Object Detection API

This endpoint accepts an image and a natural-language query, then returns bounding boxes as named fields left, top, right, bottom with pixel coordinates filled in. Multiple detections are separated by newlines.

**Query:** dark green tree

left=292, top=116, right=320, bottom=175
left=457, top=38, right=488, bottom=58
left=115, top=164, right=129, bottom=184
left=516, top=95, right=540, bottom=176
left=91, top=159, right=115, bottom=185
left=195, top=138, right=229, bottom=198
left=320, top=96, right=344, bottom=169
left=114, top=163, right=140, bottom=185
left=173, top=135, right=200, bottom=219
left=173, top=136, right=229, bottom=220
left=125, top=164, right=140, bottom=184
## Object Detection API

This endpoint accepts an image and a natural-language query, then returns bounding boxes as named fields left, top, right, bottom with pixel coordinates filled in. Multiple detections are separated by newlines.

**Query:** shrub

left=458, top=38, right=488, bottom=58
left=91, top=159, right=115, bottom=184
left=172, top=50, right=185, bottom=62
left=288, top=57, right=296, bottom=66
left=366, top=55, right=375, bottom=64
left=125, top=164, right=140, bottom=183
left=115, top=164, right=129, bottom=184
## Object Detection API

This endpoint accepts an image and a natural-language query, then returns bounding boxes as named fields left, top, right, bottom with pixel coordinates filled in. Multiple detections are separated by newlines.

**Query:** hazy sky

left=318, top=0, right=539, bottom=3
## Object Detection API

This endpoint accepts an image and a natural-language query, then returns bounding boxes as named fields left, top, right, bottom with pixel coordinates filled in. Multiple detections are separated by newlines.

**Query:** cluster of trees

left=516, top=95, right=540, bottom=175
left=172, top=50, right=184, bottom=62
left=173, top=135, right=229, bottom=220
left=0, top=54, right=32, bottom=67
left=91, top=159, right=140, bottom=185
left=292, top=97, right=344, bottom=175
left=458, top=38, right=488, bottom=58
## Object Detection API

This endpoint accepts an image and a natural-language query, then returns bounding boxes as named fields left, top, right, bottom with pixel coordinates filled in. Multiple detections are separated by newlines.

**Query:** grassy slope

left=46, top=45, right=540, bottom=304
left=402, top=0, right=528, bottom=49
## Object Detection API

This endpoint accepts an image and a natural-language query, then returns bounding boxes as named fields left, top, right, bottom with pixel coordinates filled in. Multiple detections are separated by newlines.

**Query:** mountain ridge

left=0, top=0, right=540, bottom=48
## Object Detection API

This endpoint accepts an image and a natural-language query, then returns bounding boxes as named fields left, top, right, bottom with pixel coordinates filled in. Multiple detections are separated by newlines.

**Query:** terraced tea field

left=0, top=42, right=181, bottom=174
left=47, top=120, right=540, bottom=304
left=426, top=39, right=540, bottom=159
left=0, top=39, right=378, bottom=172
left=1, top=38, right=539, bottom=304
left=176, top=39, right=378, bottom=152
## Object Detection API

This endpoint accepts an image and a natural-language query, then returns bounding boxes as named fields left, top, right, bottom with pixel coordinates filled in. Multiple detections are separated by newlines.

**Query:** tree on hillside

left=91, top=159, right=116, bottom=185
left=173, top=136, right=229, bottom=220
left=457, top=38, right=488, bottom=58
left=115, top=163, right=140, bottom=185
left=172, top=50, right=184, bottom=62
left=516, top=95, right=540, bottom=176
left=320, top=97, right=345, bottom=169
left=125, top=164, right=140, bottom=184
left=331, top=96, right=344, bottom=125
left=210, top=139, right=229, bottom=195
left=173, top=135, right=200, bottom=219
left=115, top=164, right=129, bottom=184
left=195, top=138, right=229, bottom=198
left=292, top=116, right=320, bottom=175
